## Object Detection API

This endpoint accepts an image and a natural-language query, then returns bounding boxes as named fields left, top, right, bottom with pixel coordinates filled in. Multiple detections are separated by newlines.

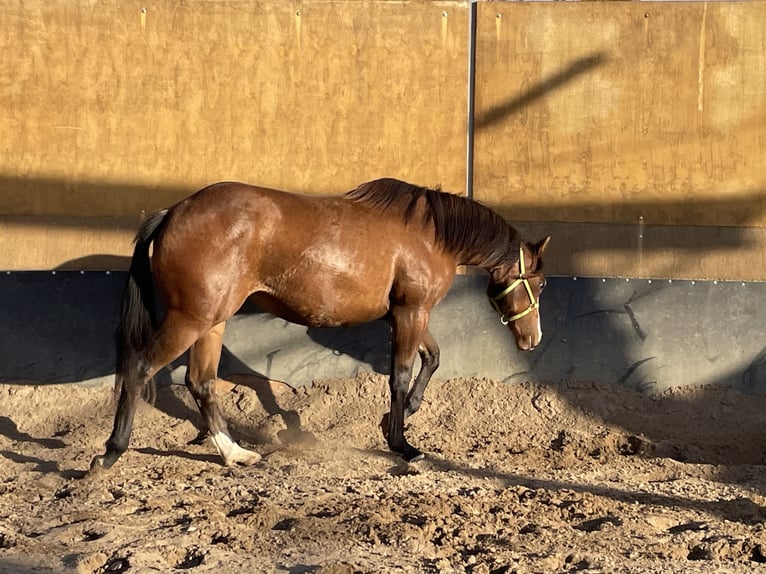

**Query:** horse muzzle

left=515, top=332, right=541, bottom=352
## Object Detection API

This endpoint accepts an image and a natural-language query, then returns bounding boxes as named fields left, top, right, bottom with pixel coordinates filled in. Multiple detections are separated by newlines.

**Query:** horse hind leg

left=186, top=322, right=261, bottom=467
left=94, top=360, right=149, bottom=470
left=90, top=310, right=207, bottom=472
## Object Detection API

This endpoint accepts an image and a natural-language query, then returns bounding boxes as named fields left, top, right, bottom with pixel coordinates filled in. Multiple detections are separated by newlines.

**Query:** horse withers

left=90, top=178, right=550, bottom=470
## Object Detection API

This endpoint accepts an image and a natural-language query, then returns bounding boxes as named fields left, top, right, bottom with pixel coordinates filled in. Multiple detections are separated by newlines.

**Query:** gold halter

left=490, top=246, right=539, bottom=325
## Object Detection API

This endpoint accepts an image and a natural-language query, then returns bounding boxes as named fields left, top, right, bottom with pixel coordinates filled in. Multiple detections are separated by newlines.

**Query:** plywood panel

left=1, top=0, right=468, bottom=218
left=473, top=2, right=766, bottom=227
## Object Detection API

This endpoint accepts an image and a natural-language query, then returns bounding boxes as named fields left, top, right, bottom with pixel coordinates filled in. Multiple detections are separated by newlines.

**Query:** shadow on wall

left=0, top=176, right=192, bottom=219
left=474, top=53, right=608, bottom=131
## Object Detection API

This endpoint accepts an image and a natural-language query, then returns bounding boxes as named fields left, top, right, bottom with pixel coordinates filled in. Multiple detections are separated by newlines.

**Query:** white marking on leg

left=211, top=431, right=261, bottom=467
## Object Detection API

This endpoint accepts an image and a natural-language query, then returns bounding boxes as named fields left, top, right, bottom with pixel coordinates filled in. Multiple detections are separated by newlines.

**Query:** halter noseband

left=490, top=246, right=539, bottom=325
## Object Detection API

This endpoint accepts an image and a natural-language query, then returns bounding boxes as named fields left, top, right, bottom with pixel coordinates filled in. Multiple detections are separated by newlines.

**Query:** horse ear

left=535, top=235, right=551, bottom=255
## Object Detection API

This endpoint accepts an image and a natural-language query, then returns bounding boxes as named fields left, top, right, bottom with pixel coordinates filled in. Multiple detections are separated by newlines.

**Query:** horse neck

left=451, top=227, right=519, bottom=271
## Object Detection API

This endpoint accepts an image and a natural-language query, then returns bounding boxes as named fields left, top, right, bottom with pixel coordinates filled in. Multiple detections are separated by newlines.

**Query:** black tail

left=114, top=209, right=169, bottom=404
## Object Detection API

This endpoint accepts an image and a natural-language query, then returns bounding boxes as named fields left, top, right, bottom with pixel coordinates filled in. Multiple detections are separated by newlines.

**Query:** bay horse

left=90, top=178, right=550, bottom=471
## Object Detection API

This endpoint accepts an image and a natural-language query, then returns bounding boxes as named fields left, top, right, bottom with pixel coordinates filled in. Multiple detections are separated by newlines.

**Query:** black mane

left=345, top=178, right=519, bottom=268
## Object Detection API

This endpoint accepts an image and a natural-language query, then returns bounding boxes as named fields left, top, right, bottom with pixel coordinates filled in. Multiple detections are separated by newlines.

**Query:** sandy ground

left=2, top=374, right=766, bottom=573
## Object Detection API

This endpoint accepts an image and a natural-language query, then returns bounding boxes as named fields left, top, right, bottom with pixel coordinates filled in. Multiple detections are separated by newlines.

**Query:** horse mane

left=345, top=178, right=519, bottom=268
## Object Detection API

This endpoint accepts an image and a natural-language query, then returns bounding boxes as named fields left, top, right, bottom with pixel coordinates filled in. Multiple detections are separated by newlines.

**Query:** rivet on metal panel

left=295, top=9, right=302, bottom=47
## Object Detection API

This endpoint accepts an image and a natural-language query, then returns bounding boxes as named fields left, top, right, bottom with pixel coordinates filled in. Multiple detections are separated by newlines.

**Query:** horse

left=89, top=178, right=550, bottom=471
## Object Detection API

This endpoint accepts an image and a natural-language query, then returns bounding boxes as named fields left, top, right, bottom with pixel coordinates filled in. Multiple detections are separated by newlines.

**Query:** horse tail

left=114, top=209, right=169, bottom=406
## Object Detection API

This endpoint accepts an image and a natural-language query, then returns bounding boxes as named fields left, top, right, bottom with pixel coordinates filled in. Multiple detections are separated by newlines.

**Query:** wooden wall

left=473, top=2, right=766, bottom=280
left=2, top=1, right=765, bottom=280
left=0, top=0, right=468, bottom=269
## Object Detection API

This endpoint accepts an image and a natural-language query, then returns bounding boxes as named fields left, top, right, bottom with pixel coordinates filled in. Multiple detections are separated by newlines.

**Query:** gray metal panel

left=1, top=272, right=764, bottom=394
left=530, top=277, right=766, bottom=394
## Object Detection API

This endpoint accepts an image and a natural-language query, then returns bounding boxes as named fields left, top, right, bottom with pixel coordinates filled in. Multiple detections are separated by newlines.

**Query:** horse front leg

left=385, top=308, right=428, bottom=462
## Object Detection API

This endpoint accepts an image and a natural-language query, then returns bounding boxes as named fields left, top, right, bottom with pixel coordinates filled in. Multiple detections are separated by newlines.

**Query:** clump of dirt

left=1, top=375, right=766, bottom=573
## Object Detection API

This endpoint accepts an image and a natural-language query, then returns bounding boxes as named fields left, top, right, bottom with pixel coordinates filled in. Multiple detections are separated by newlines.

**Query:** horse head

left=488, top=236, right=550, bottom=351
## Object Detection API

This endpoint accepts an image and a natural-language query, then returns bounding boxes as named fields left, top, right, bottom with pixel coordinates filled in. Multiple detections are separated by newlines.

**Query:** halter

left=490, top=246, right=539, bottom=325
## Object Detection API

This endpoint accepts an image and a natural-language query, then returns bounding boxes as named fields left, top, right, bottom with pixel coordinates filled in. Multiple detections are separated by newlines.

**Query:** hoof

left=89, top=452, right=118, bottom=474
left=223, top=448, right=262, bottom=468
left=188, top=429, right=210, bottom=446
left=88, top=456, right=105, bottom=474
left=391, top=443, right=425, bottom=463
left=404, top=452, right=426, bottom=462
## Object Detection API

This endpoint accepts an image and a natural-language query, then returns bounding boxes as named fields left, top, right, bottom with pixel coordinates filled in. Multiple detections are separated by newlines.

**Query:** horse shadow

left=0, top=416, right=66, bottom=473
left=158, top=344, right=308, bottom=450
left=305, top=320, right=390, bottom=377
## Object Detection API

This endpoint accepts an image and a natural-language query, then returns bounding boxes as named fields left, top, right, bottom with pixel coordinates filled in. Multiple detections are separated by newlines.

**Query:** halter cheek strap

left=490, top=247, right=539, bottom=325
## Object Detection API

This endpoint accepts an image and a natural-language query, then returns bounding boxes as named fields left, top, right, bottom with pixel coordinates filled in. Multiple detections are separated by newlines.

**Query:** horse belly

left=260, top=239, right=395, bottom=327
left=249, top=284, right=389, bottom=328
